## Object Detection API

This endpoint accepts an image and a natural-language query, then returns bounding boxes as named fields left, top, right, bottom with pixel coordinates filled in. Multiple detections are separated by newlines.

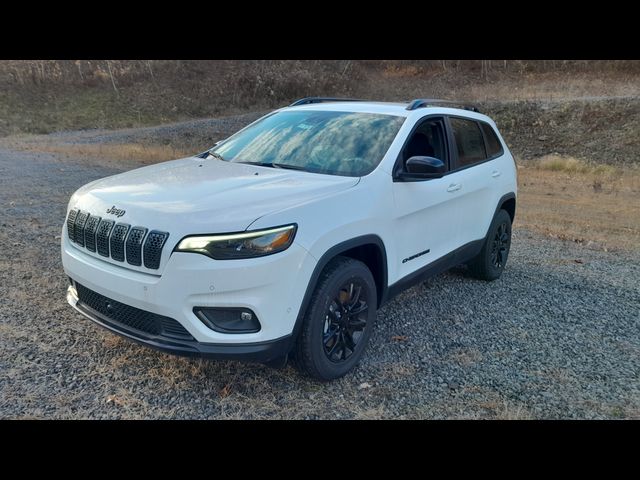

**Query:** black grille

left=74, top=282, right=193, bottom=340
left=144, top=231, right=169, bottom=269
left=67, top=209, right=78, bottom=242
left=96, top=219, right=115, bottom=257
left=125, top=227, right=148, bottom=266
left=66, top=210, right=168, bottom=270
left=84, top=215, right=101, bottom=252
left=160, top=318, right=193, bottom=338
left=73, top=211, right=89, bottom=247
left=110, top=223, right=130, bottom=262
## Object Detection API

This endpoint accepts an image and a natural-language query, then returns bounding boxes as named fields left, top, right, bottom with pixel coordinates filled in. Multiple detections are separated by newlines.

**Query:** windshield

left=210, top=110, right=405, bottom=177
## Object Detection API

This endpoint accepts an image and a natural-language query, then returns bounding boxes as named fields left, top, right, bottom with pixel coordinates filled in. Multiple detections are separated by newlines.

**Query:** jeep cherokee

left=61, top=97, right=517, bottom=380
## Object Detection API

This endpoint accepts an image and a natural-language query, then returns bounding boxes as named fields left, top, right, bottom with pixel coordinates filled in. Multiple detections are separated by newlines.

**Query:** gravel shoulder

left=0, top=121, right=639, bottom=419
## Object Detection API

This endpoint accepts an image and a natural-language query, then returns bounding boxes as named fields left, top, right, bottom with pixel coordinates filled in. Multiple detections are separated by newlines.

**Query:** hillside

left=1, top=61, right=639, bottom=160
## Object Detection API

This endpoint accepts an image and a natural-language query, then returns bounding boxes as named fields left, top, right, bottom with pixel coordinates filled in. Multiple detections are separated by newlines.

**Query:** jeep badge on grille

left=105, top=205, right=126, bottom=218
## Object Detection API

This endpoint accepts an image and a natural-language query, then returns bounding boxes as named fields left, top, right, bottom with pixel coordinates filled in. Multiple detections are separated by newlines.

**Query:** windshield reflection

left=213, top=111, right=405, bottom=177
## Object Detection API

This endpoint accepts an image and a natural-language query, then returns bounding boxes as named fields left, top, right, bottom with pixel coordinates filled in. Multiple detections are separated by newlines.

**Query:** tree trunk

left=106, top=60, right=118, bottom=94
left=146, top=60, right=155, bottom=80
left=76, top=61, right=84, bottom=81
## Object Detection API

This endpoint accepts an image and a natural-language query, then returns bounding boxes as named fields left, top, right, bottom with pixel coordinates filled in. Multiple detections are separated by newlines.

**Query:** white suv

left=61, top=98, right=517, bottom=380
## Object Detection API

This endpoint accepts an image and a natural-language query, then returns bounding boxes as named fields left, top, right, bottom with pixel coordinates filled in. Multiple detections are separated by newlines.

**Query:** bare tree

left=146, top=60, right=155, bottom=81
left=106, top=60, right=118, bottom=94
left=76, top=60, right=84, bottom=81
left=341, top=60, right=352, bottom=76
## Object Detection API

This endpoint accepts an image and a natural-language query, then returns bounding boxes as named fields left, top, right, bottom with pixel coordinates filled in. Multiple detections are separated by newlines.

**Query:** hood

left=71, top=156, right=359, bottom=236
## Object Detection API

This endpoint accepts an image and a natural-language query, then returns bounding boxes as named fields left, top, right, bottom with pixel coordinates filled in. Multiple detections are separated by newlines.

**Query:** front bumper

left=61, top=231, right=316, bottom=355
left=67, top=283, right=293, bottom=361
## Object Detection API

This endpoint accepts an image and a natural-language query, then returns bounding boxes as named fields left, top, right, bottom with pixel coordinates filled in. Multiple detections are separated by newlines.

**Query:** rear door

left=446, top=116, right=504, bottom=245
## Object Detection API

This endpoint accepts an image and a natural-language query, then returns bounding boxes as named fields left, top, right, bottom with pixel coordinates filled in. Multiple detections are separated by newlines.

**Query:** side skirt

left=381, top=239, right=484, bottom=305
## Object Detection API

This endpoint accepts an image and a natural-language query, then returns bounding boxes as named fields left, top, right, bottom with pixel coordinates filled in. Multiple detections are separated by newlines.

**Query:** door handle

left=447, top=183, right=462, bottom=192
left=491, top=170, right=501, bottom=178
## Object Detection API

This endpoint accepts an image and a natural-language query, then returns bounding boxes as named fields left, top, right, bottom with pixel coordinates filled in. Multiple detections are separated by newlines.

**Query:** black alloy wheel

left=491, top=221, right=510, bottom=269
left=323, top=280, right=369, bottom=362
left=295, top=256, right=377, bottom=381
left=468, top=208, right=512, bottom=281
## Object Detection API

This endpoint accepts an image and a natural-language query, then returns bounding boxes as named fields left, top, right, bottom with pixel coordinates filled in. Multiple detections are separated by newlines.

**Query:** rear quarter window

left=479, top=122, right=504, bottom=158
left=450, top=117, right=487, bottom=168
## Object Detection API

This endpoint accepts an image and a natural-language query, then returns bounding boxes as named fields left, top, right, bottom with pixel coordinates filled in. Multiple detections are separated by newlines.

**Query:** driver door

left=391, top=116, right=464, bottom=281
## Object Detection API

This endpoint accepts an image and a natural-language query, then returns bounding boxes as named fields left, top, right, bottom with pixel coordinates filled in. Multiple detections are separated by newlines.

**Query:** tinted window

left=403, top=118, right=447, bottom=165
left=450, top=117, right=487, bottom=168
left=480, top=122, right=503, bottom=158
left=212, top=110, right=405, bottom=177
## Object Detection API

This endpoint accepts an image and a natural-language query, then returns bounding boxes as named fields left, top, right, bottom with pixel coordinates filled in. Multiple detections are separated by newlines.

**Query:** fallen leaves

left=220, top=384, right=232, bottom=399
left=105, top=395, right=125, bottom=406
left=391, top=335, right=409, bottom=342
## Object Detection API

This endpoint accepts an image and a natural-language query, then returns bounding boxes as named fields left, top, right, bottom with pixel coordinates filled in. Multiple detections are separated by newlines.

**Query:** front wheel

left=468, top=209, right=512, bottom=281
left=295, top=256, right=377, bottom=381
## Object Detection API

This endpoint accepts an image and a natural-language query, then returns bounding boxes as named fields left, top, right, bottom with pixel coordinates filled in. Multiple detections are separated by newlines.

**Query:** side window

left=402, top=118, right=448, bottom=168
left=479, top=122, right=504, bottom=158
left=449, top=117, right=487, bottom=168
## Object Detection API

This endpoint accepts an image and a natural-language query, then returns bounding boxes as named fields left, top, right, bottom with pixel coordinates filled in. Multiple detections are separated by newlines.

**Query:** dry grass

left=619, top=406, right=640, bottom=419
left=460, top=387, right=534, bottom=419
left=104, top=387, right=147, bottom=410
left=21, top=142, right=194, bottom=166
left=408, top=390, right=533, bottom=420
left=534, top=154, right=618, bottom=175
left=461, top=74, right=640, bottom=102
left=379, top=362, right=418, bottom=379
left=101, top=334, right=126, bottom=349
left=517, top=158, right=640, bottom=251
left=449, top=348, right=483, bottom=367
left=368, top=68, right=640, bottom=105
left=2, top=60, right=639, bottom=137
left=534, top=367, right=574, bottom=384
left=492, top=400, right=533, bottom=420
left=353, top=405, right=388, bottom=419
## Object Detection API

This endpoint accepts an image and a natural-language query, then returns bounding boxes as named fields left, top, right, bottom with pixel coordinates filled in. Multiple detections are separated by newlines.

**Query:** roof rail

left=289, top=97, right=365, bottom=107
left=406, top=98, right=480, bottom=113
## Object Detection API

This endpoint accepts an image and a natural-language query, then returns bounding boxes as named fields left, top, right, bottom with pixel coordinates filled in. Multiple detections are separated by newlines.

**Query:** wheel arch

left=480, top=192, right=516, bottom=248
left=292, top=235, right=388, bottom=341
left=499, top=193, right=516, bottom=223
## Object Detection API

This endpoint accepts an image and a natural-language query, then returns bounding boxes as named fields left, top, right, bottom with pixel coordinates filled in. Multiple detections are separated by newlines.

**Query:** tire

left=295, top=256, right=377, bottom=381
left=468, top=209, right=512, bottom=281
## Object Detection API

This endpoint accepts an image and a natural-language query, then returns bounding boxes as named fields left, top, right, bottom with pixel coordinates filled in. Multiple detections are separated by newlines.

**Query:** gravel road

left=0, top=119, right=638, bottom=419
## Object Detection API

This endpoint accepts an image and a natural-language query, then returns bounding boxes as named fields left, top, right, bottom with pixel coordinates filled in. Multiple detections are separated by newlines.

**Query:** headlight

left=175, top=224, right=297, bottom=260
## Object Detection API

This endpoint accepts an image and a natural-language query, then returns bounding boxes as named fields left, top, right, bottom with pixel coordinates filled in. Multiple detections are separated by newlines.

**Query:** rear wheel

left=295, top=256, right=377, bottom=381
left=468, top=209, right=512, bottom=281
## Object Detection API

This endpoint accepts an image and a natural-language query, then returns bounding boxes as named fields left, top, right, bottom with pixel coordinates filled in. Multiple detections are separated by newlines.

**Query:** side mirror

left=403, top=156, right=446, bottom=178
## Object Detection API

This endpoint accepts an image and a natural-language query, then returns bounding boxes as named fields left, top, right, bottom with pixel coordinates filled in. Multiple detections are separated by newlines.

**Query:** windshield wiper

left=238, top=161, right=309, bottom=172
left=273, top=163, right=309, bottom=171
left=207, top=151, right=226, bottom=161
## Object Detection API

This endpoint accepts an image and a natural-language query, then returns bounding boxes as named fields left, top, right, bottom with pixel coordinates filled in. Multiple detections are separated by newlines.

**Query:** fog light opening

left=194, top=307, right=261, bottom=334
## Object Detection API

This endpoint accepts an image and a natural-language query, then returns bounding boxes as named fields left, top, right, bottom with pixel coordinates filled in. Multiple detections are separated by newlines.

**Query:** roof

left=283, top=97, right=487, bottom=120
left=286, top=101, right=412, bottom=116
